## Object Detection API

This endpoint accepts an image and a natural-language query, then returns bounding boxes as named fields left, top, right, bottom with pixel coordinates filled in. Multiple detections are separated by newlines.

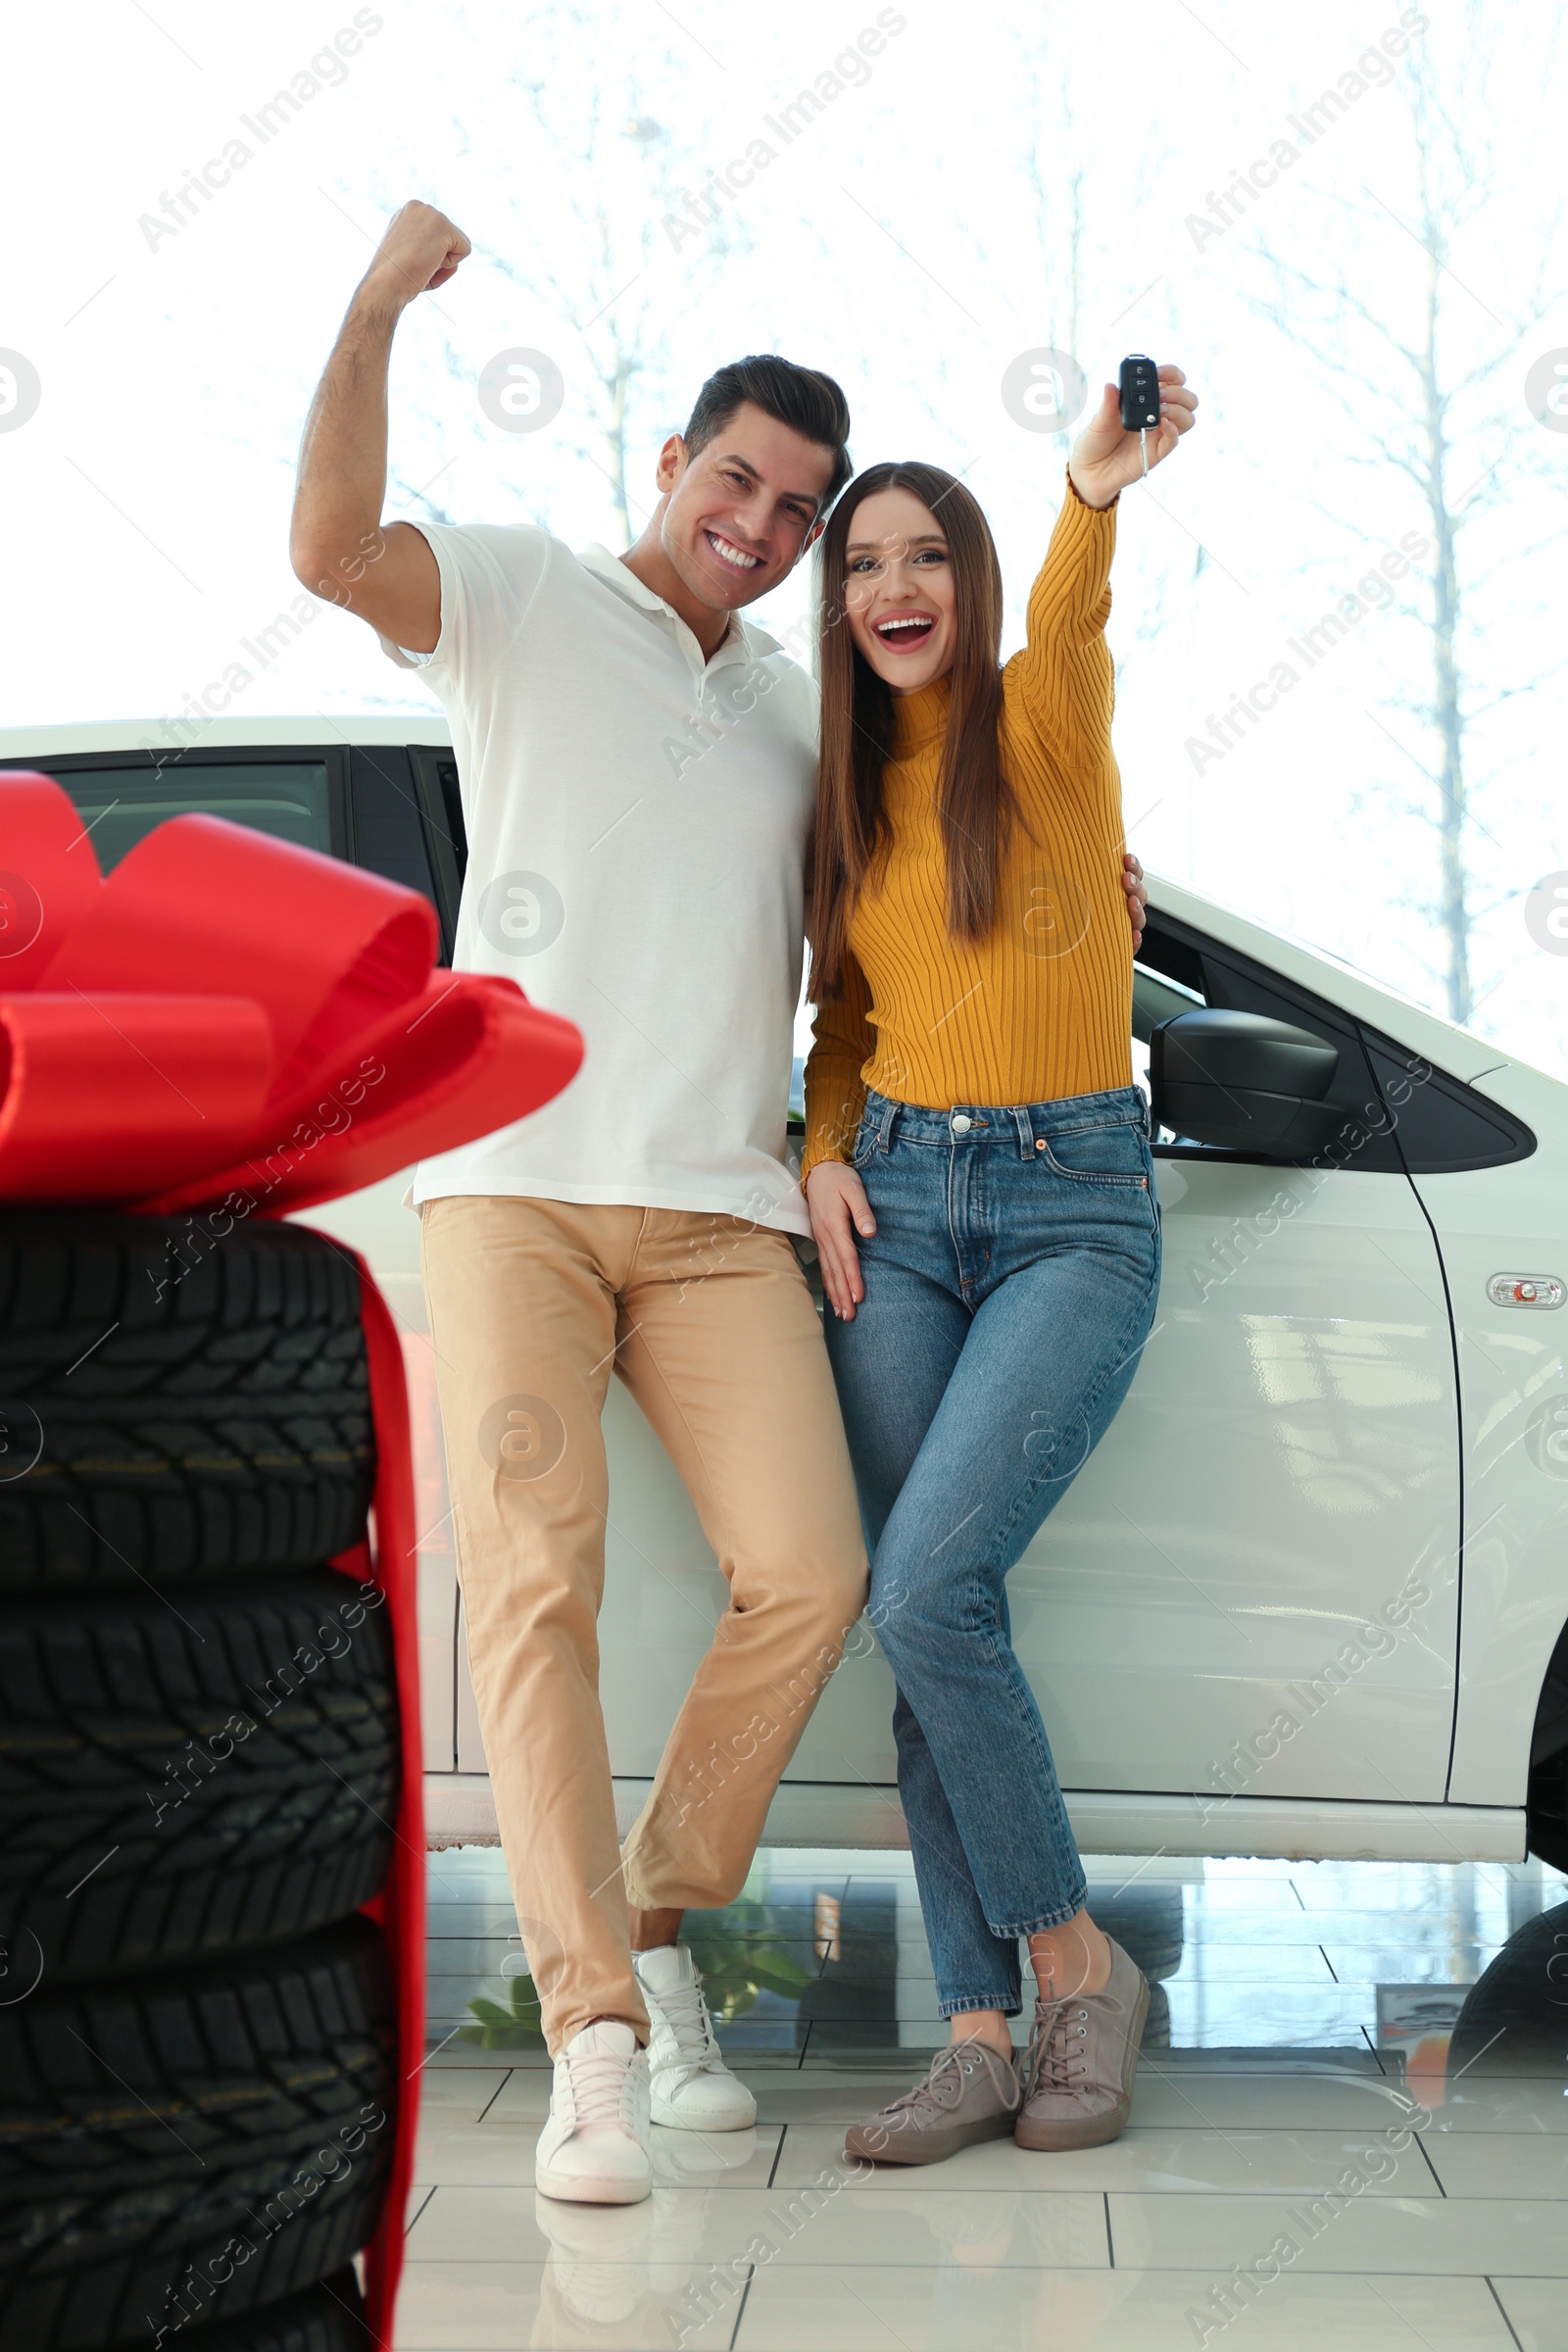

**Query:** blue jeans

left=823, top=1085, right=1161, bottom=2018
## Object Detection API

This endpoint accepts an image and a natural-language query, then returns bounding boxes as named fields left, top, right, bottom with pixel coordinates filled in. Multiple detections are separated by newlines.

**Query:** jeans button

left=951, top=1113, right=972, bottom=1134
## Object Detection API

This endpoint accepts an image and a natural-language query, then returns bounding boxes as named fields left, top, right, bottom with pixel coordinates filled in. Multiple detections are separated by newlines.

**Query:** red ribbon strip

left=0, top=772, right=583, bottom=1208
left=328, top=1255, right=424, bottom=2350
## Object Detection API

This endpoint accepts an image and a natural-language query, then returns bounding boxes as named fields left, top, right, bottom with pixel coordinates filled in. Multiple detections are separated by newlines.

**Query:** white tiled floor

left=399, top=1848, right=1568, bottom=2349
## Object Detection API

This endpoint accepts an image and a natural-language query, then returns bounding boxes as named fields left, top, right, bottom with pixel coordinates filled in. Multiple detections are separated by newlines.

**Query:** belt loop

left=877, top=1095, right=899, bottom=1151
left=1013, top=1104, right=1034, bottom=1159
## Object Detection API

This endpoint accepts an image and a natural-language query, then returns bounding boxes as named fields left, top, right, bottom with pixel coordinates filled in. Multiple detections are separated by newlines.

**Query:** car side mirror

left=1150, top=1008, right=1341, bottom=1157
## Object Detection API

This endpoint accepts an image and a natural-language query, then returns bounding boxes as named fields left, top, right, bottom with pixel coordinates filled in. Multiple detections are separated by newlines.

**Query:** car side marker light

left=1487, top=1274, right=1567, bottom=1308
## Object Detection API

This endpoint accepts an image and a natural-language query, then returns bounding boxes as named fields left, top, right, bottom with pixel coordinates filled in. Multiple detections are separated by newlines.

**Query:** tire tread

left=0, top=1217, right=373, bottom=1590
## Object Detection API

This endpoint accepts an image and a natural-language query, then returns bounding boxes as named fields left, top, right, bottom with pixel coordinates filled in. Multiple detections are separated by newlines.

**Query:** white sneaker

left=535, top=2019, right=652, bottom=2205
left=632, top=1943, right=757, bottom=2132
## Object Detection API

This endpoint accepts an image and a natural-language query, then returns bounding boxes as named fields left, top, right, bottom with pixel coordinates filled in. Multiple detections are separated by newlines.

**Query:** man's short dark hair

left=683, top=356, right=853, bottom=510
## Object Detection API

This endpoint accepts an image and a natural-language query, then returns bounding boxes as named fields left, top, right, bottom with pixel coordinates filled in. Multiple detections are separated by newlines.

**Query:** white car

left=9, top=716, right=1567, bottom=1875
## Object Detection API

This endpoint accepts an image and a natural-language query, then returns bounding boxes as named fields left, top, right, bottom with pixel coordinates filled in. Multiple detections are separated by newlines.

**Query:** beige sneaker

left=1015, top=1937, right=1150, bottom=2152
left=845, top=2035, right=1021, bottom=2167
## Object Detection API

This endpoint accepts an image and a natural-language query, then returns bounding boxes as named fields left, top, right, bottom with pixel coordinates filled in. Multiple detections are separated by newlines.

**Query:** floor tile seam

left=1138, top=2070, right=1568, bottom=2083
left=416, top=2119, right=789, bottom=2134
left=1408, top=2125, right=1450, bottom=2196
left=414, top=2123, right=792, bottom=2139
left=390, top=2248, right=1568, bottom=2267
left=408, top=2142, right=1568, bottom=2174
left=390, top=2256, right=1568, bottom=2278
left=1359, top=2026, right=1390, bottom=2073
left=677, top=2252, right=1568, bottom=2281
left=407, top=2173, right=795, bottom=2192
left=397, top=2252, right=1119, bottom=2272
left=471, top=2069, right=512, bottom=2123
left=406, top=2181, right=1176, bottom=2201
left=1101, top=2194, right=1568, bottom=2221
left=1056, top=2262, right=1568, bottom=2281
left=407, top=2177, right=854, bottom=2194
left=762, top=2127, right=1485, bottom=2147
left=794, top=2114, right=1491, bottom=2142
left=402, top=2184, right=438, bottom=2238
left=1483, top=2275, right=1529, bottom=2350
left=726, top=2261, right=758, bottom=2351
left=1412, top=2128, right=1568, bottom=2140
left=757, top=2182, right=1462, bottom=2198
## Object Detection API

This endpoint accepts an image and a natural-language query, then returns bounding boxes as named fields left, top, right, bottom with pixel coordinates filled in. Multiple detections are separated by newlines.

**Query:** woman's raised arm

left=1014, top=363, right=1200, bottom=743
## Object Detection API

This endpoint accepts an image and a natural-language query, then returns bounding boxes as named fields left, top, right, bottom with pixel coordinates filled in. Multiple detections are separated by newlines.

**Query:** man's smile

left=704, top=527, right=762, bottom=572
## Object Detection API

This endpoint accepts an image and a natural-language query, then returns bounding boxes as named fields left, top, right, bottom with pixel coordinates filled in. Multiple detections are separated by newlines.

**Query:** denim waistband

left=860, top=1084, right=1149, bottom=1158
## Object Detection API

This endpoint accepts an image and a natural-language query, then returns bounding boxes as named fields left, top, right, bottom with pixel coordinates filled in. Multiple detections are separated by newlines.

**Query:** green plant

left=685, top=1898, right=814, bottom=2021
left=458, top=1969, right=545, bottom=2049
left=455, top=1897, right=817, bottom=2047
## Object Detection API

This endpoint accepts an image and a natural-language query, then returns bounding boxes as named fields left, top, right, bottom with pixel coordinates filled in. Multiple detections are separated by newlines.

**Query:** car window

left=28, top=747, right=464, bottom=967
left=405, top=749, right=466, bottom=962
left=51, top=762, right=331, bottom=872
left=410, top=753, right=467, bottom=889
left=348, top=745, right=447, bottom=942
left=788, top=1054, right=806, bottom=1136
left=1130, top=958, right=1203, bottom=1099
left=1131, top=926, right=1207, bottom=1118
left=1135, top=909, right=1406, bottom=1167
left=1135, top=908, right=1532, bottom=1173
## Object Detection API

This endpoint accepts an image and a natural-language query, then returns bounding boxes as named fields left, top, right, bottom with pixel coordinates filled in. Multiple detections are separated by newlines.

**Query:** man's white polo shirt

left=382, top=522, right=816, bottom=1235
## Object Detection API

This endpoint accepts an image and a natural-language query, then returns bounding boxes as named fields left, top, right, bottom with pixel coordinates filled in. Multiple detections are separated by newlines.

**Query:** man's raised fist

left=365, top=201, right=471, bottom=306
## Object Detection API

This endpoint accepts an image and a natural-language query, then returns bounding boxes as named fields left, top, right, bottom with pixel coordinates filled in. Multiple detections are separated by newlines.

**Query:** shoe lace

left=652, top=1965, right=722, bottom=2074
left=1023, top=1985, right=1123, bottom=2100
left=563, top=2043, right=635, bottom=2126
left=887, top=2038, right=1019, bottom=2119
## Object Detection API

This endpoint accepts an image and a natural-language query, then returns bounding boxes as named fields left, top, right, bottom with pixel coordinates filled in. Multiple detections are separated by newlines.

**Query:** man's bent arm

left=290, top=201, right=470, bottom=652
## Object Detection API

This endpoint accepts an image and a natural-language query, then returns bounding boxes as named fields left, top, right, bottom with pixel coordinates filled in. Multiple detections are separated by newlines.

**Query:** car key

left=1119, top=353, right=1160, bottom=473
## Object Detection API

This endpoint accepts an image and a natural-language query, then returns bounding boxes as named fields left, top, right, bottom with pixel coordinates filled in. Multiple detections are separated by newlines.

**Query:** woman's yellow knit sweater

left=801, top=473, right=1135, bottom=1179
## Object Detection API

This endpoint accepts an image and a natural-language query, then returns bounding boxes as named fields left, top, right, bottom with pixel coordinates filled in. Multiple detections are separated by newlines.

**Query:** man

left=291, top=200, right=1147, bottom=2207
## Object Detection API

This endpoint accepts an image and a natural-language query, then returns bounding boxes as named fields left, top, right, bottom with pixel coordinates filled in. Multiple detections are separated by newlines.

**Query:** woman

left=803, top=365, right=1198, bottom=2167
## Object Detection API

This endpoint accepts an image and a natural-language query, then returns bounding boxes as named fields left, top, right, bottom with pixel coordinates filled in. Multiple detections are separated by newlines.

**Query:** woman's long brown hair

left=808, top=461, right=1017, bottom=1002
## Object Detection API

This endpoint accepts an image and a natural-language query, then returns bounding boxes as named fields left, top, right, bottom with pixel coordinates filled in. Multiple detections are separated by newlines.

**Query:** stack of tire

left=1, top=1214, right=402, bottom=2352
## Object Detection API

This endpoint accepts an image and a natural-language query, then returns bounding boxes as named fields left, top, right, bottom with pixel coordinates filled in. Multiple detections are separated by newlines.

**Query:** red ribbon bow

left=0, top=771, right=582, bottom=1208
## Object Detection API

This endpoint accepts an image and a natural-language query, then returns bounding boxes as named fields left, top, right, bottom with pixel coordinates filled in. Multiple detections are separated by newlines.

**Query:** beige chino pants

left=419, top=1195, right=868, bottom=2053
